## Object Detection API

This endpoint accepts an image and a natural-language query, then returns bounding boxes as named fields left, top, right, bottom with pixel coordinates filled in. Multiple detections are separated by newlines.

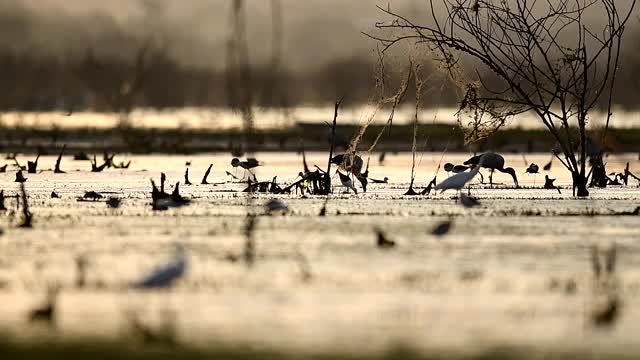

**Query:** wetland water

left=0, top=152, right=639, bottom=357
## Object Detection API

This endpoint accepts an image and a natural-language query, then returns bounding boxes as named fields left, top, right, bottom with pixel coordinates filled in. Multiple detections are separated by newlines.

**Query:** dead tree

left=369, top=0, right=636, bottom=197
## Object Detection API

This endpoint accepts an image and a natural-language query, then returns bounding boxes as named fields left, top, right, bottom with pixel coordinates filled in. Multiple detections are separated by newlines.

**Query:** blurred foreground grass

left=1, top=339, right=637, bottom=360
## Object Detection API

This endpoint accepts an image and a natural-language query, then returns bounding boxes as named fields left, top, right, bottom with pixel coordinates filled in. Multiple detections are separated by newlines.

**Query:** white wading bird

left=435, top=154, right=488, bottom=195
left=133, top=244, right=187, bottom=289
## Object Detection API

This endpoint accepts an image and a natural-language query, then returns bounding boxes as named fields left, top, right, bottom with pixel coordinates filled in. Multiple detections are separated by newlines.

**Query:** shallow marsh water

left=0, top=152, right=639, bottom=357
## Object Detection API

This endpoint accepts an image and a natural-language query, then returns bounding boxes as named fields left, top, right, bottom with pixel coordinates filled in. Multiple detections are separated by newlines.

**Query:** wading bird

left=526, top=163, right=540, bottom=185
left=231, top=158, right=261, bottom=177
left=337, top=171, right=358, bottom=194
left=444, top=163, right=470, bottom=175
left=133, top=245, right=187, bottom=289
left=435, top=155, right=488, bottom=195
left=371, top=177, right=389, bottom=184
left=464, top=152, right=519, bottom=188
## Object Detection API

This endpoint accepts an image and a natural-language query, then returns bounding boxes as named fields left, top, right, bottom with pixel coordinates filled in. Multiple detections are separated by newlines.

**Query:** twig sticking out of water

left=590, top=244, right=621, bottom=327
left=323, top=98, right=343, bottom=195
left=184, top=168, right=192, bottom=185
left=421, top=176, right=437, bottom=195
left=15, top=170, right=27, bottom=183
left=0, top=190, right=6, bottom=211
left=294, top=247, right=312, bottom=283
left=244, top=214, right=257, bottom=268
left=75, top=254, right=88, bottom=288
left=319, top=196, right=329, bottom=216
left=54, top=145, right=66, bottom=174
left=19, top=183, right=32, bottom=228
left=90, top=155, right=109, bottom=172
left=201, top=164, right=213, bottom=185
left=27, top=154, right=40, bottom=174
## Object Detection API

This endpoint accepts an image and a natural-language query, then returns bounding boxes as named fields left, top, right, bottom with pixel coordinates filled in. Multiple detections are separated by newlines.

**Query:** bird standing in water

left=231, top=158, right=261, bottom=178
left=464, top=152, right=519, bottom=188
left=435, top=154, right=488, bottom=195
left=337, top=171, right=358, bottom=194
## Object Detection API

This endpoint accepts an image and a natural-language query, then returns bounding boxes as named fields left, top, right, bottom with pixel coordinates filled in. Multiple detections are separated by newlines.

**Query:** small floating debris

left=77, top=191, right=104, bottom=201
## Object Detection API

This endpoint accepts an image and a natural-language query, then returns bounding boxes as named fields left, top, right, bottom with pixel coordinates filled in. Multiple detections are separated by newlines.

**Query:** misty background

left=1, top=0, right=639, bottom=114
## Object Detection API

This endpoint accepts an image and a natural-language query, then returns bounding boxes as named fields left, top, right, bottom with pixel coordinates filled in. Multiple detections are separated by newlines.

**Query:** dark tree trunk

left=573, top=173, right=590, bottom=197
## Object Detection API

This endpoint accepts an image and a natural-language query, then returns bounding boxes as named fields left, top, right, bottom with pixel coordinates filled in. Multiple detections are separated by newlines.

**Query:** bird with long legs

left=435, top=154, right=488, bottom=197
left=463, top=152, right=519, bottom=188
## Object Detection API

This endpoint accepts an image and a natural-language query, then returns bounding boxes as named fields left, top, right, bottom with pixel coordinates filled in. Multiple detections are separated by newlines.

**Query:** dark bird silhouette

left=182, top=168, right=191, bottom=185
left=15, top=170, right=27, bottom=183
left=543, top=157, right=553, bottom=171
left=51, top=191, right=60, bottom=199
left=371, top=177, right=389, bottom=184
left=337, top=171, right=358, bottom=194
left=431, top=220, right=453, bottom=236
left=444, top=163, right=470, bottom=174
left=376, top=228, right=396, bottom=249
left=27, top=154, right=40, bottom=174
left=464, top=152, right=519, bottom=187
left=106, top=197, right=122, bottom=208
left=544, top=175, right=562, bottom=194
left=54, top=145, right=66, bottom=174
left=201, top=164, right=213, bottom=184
left=526, top=163, right=539, bottom=174
left=231, top=158, right=261, bottom=175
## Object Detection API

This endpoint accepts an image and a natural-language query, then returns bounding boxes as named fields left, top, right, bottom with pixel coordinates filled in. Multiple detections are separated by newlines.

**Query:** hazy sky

left=3, top=0, right=638, bottom=71
left=4, top=0, right=427, bottom=71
